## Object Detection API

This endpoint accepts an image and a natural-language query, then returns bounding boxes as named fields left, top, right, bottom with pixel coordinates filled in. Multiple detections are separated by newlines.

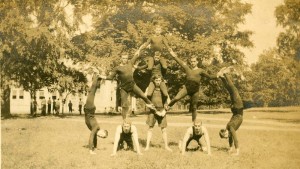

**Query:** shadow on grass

left=136, top=110, right=231, bottom=116
left=139, top=138, right=147, bottom=147
left=139, top=138, right=178, bottom=148
left=211, top=145, right=229, bottom=152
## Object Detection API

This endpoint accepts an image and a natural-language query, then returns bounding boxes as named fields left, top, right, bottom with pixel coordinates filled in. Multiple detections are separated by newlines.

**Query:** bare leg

left=133, top=84, right=153, bottom=104
left=147, top=82, right=155, bottom=97
left=145, top=127, right=153, bottom=151
left=162, top=127, right=172, bottom=152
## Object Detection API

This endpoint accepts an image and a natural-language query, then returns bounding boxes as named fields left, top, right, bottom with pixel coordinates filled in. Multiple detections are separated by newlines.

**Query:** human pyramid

left=62, top=24, right=245, bottom=156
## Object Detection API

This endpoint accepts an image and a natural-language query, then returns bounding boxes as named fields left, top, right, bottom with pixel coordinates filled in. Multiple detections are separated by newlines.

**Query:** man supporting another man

left=145, top=75, right=172, bottom=152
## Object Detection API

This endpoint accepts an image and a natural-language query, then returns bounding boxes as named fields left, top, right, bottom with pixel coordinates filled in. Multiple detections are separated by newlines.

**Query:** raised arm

left=99, top=67, right=117, bottom=80
left=131, top=125, right=142, bottom=155
left=111, top=125, right=122, bottom=156
left=181, top=127, right=193, bottom=155
left=200, top=69, right=218, bottom=79
left=202, top=126, right=212, bottom=155
left=169, top=49, right=190, bottom=71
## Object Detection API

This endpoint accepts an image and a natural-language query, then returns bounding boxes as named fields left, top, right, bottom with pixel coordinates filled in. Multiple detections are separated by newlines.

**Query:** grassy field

left=2, top=107, right=300, bottom=169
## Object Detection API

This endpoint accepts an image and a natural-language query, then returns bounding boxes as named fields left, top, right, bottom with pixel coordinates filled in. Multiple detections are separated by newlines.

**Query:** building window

left=39, top=90, right=45, bottom=99
left=12, top=90, right=17, bottom=99
left=19, top=90, right=24, bottom=99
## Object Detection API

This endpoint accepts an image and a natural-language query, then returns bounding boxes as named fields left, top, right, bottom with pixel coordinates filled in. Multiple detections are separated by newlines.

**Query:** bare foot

left=231, top=152, right=239, bottom=156
left=178, top=140, right=182, bottom=150
left=228, top=147, right=234, bottom=154
left=89, top=150, right=96, bottom=155
left=144, top=147, right=149, bottom=151
left=165, top=146, right=173, bottom=152
left=202, top=146, right=207, bottom=152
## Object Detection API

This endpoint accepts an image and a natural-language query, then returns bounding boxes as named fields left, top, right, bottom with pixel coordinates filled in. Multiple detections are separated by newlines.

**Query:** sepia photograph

left=1, top=0, right=300, bottom=168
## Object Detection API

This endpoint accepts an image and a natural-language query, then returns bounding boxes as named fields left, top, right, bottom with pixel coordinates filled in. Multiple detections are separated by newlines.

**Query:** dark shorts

left=146, top=113, right=167, bottom=128
left=118, top=135, right=134, bottom=151
left=120, top=81, right=135, bottom=93
left=185, top=80, right=200, bottom=95
left=84, top=106, right=100, bottom=131
left=227, top=114, right=243, bottom=131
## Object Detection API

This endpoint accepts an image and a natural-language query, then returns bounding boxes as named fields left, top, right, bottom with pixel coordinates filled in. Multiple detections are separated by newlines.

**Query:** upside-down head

left=219, top=129, right=229, bottom=139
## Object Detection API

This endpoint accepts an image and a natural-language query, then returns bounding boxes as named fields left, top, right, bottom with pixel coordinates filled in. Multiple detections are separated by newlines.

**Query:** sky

left=240, top=0, right=284, bottom=64
left=65, top=0, right=285, bottom=65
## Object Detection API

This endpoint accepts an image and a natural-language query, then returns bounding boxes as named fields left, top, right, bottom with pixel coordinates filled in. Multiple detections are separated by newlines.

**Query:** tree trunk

left=1, top=85, right=11, bottom=118
left=30, top=90, right=37, bottom=115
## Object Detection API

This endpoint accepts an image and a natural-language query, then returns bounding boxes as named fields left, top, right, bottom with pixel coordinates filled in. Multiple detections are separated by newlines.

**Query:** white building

left=10, top=80, right=118, bottom=114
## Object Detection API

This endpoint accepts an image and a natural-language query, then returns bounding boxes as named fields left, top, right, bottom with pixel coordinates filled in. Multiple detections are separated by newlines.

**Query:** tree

left=275, top=0, right=300, bottom=61
left=249, top=49, right=299, bottom=106
left=274, top=0, right=300, bottom=105
left=0, top=1, right=86, bottom=116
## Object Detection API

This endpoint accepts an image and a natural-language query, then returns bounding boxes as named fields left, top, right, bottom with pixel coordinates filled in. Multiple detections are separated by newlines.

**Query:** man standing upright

left=145, top=75, right=172, bottom=152
left=41, top=97, right=46, bottom=116
left=79, top=98, right=83, bottom=115
left=68, top=100, right=73, bottom=113
left=47, top=97, right=52, bottom=115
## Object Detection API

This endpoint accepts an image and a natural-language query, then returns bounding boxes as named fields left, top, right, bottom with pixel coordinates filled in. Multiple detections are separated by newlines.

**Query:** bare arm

left=99, top=67, right=117, bottom=80
left=111, top=125, right=122, bottom=156
left=181, top=127, right=193, bottom=155
left=200, top=69, right=218, bottom=79
left=131, top=125, right=142, bottom=155
left=202, top=126, right=212, bottom=155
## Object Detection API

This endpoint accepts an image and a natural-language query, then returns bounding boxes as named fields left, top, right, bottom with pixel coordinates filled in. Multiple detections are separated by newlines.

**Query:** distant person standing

left=55, top=99, right=60, bottom=115
left=68, top=100, right=73, bottom=113
left=79, top=98, right=83, bottom=115
left=47, top=97, right=52, bottom=115
left=41, top=97, right=46, bottom=116
left=52, top=99, right=56, bottom=114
